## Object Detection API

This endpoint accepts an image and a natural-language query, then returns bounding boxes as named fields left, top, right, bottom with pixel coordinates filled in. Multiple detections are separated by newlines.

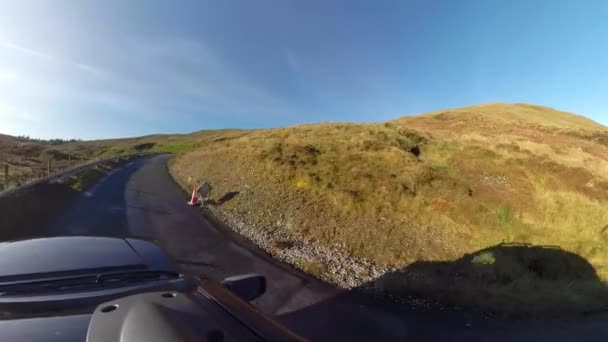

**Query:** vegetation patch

left=471, top=251, right=495, bottom=265
left=67, top=156, right=137, bottom=192
left=151, top=142, right=200, bottom=154
left=496, top=205, right=512, bottom=225
left=69, top=167, right=106, bottom=192
left=298, top=260, right=327, bottom=278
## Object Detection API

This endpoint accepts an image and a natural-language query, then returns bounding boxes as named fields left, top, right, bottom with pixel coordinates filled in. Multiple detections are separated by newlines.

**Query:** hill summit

left=395, top=102, right=606, bottom=131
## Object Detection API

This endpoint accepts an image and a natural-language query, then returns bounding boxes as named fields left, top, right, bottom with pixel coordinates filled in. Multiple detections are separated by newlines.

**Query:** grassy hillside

left=170, top=103, right=608, bottom=315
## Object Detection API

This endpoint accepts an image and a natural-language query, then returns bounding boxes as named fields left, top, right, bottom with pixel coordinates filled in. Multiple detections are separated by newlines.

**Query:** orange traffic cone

left=187, top=187, right=199, bottom=206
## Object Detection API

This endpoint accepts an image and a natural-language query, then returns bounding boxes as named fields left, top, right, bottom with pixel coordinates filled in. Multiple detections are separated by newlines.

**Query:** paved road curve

left=45, top=155, right=608, bottom=341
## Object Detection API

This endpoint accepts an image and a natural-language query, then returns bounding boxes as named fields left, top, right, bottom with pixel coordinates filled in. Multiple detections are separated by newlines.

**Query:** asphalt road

left=45, top=155, right=608, bottom=341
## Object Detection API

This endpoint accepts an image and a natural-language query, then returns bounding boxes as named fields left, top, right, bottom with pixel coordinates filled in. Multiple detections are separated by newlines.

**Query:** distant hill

left=0, top=133, right=17, bottom=142
left=170, top=103, right=608, bottom=314
left=0, top=129, right=246, bottom=189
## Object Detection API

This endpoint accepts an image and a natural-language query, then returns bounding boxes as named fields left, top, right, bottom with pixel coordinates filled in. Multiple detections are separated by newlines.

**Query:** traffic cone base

left=187, top=187, right=199, bottom=206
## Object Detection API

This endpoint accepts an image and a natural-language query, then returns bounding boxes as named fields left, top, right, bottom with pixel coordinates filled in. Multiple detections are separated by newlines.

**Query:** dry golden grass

left=170, top=104, right=608, bottom=265
left=529, top=190, right=608, bottom=276
left=171, top=123, right=472, bottom=264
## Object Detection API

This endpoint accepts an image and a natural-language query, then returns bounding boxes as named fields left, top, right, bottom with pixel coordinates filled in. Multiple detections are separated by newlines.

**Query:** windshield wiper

left=0, top=270, right=180, bottom=296
left=96, top=270, right=180, bottom=286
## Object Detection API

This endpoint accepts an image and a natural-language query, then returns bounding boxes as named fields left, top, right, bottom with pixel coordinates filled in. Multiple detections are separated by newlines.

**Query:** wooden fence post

left=3, top=164, right=8, bottom=189
left=47, top=158, right=51, bottom=177
left=68, top=155, right=72, bottom=168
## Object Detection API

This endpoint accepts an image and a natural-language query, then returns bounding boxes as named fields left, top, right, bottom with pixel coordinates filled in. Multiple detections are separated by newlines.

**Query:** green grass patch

left=69, top=167, right=105, bottom=192
left=68, top=156, right=136, bottom=191
left=437, top=141, right=457, bottom=156
left=497, top=205, right=512, bottom=225
left=152, top=142, right=200, bottom=154
left=431, top=163, right=449, bottom=174
left=472, top=251, right=495, bottom=265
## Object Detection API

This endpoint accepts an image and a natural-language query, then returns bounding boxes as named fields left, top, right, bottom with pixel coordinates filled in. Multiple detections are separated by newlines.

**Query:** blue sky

left=0, top=0, right=607, bottom=139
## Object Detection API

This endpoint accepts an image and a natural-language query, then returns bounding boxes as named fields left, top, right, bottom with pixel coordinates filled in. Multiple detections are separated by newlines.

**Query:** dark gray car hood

left=0, top=236, right=177, bottom=282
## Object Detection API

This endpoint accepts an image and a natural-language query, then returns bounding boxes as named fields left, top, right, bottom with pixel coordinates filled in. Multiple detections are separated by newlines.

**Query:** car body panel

left=125, top=238, right=177, bottom=272
left=0, top=313, right=90, bottom=341
left=0, top=236, right=190, bottom=315
left=0, top=237, right=166, bottom=283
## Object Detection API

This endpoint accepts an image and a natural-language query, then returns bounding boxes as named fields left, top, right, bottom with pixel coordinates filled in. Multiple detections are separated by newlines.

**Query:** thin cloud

left=123, top=38, right=298, bottom=117
left=75, top=63, right=109, bottom=78
left=0, top=40, right=107, bottom=77
left=0, top=41, right=55, bottom=61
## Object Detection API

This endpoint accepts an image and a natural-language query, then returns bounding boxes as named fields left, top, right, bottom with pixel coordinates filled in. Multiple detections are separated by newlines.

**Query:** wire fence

left=0, top=154, right=123, bottom=192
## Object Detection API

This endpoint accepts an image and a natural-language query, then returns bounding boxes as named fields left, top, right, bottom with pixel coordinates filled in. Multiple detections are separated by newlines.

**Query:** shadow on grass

left=208, top=191, right=239, bottom=206
left=375, top=243, right=608, bottom=316
left=279, top=243, right=608, bottom=341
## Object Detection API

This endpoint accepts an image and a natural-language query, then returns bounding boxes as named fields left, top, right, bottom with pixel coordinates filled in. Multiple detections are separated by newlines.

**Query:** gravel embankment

left=206, top=203, right=391, bottom=289
left=204, top=203, right=441, bottom=312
